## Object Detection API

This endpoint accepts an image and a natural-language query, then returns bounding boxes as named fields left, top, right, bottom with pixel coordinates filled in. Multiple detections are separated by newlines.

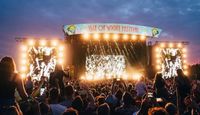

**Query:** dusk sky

left=0, top=0, right=200, bottom=64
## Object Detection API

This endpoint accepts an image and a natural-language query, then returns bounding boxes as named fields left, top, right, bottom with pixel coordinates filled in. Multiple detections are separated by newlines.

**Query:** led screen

left=160, top=48, right=183, bottom=78
left=86, top=55, right=125, bottom=78
left=27, top=46, right=57, bottom=80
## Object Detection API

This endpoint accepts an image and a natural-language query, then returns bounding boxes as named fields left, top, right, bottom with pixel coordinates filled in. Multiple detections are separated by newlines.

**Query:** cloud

left=0, top=0, right=200, bottom=63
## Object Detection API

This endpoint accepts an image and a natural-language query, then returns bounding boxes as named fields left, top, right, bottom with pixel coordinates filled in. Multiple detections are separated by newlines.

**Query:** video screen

left=27, top=46, right=57, bottom=80
left=86, top=55, right=126, bottom=79
left=160, top=48, right=183, bottom=78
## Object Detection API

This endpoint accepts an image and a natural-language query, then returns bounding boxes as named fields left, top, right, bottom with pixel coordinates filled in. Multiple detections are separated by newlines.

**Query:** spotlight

left=94, top=76, right=100, bottom=80
left=51, top=40, right=58, bottom=46
left=132, top=73, right=142, bottom=81
left=107, top=76, right=112, bottom=79
left=21, top=53, right=27, bottom=58
left=140, top=35, right=146, bottom=41
left=156, top=59, right=161, bottom=63
left=93, top=33, right=100, bottom=41
left=113, top=34, right=119, bottom=41
left=183, top=60, right=187, bottom=63
left=93, top=33, right=100, bottom=39
left=20, top=66, right=27, bottom=72
left=160, top=43, right=165, bottom=48
left=155, top=47, right=160, bottom=52
left=122, top=34, right=129, bottom=41
left=183, top=65, right=188, bottom=69
left=184, top=71, right=188, bottom=75
left=182, top=48, right=187, bottom=53
left=20, top=74, right=26, bottom=79
left=28, top=39, right=35, bottom=46
left=58, top=46, right=64, bottom=51
left=156, top=54, right=160, bottom=58
left=131, top=35, right=137, bottom=40
left=21, top=45, right=27, bottom=51
left=58, top=59, right=63, bottom=64
left=103, top=33, right=110, bottom=40
left=83, top=33, right=89, bottom=40
left=58, top=52, right=63, bottom=57
left=40, top=39, right=46, bottom=46
left=183, top=54, right=187, bottom=58
left=86, top=76, right=93, bottom=80
left=177, top=43, right=182, bottom=48
left=156, top=65, right=161, bottom=70
left=21, top=60, right=26, bottom=65
left=169, top=43, right=174, bottom=48
left=122, top=74, right=128, bottom=80
left=80, top=75, right=85, bottom=80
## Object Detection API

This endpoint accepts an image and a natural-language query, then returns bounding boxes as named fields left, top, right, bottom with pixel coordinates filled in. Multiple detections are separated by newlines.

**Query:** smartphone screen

left=156, top=98, right=163, bottom=102
left=40, top=88, right=45, bottom=96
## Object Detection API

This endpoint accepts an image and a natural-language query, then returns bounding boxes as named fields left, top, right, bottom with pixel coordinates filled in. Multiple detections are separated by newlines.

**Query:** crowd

left=0, top=56, right=200, bottom=115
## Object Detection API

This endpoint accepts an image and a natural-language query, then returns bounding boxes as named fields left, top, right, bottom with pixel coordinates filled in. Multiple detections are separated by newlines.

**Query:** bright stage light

left=183, top=65, right=188, bottom=69
left=93, top=33, right=100, bottom=40
left=83, top=33, right=89, bottom=40
left=21, top=45, right=27, bottom=51
left=28, top=39, right=35, bottom=46
left=155, top=47, right=160, bottom=52
left=94, top=76, right=102, bottom=80
left=160, top=43, right=165, bottom=48
left=40, top=40, right=47, bottom=46
left=58, top=46, right=64, bottom=51
left=51, top=40, right=58, bottom=46
left=21, top=60, right=26, bottom=65
left=21, top=53, right=27, bottom=58
left=132, top=73, right=142, bottom=81
left=156, top=54, right=160, bottom=58
left=103, top=33, right=110, bottom=40
left=156, top=65, right=161, bottom=70
left=156, top=59, right=161, bottom=63
left=169, top=43, right=174, bottom=48
left=86, top=76, right=93, bottom=80
left=107, top=76, right=112, bottom=79
left=20, top=66, right=27, bottom=72
left=184, top=71, right=188, bottom=75
left=140, top=35, right=146, bottom=41
left=20, top=74, right=26, bottom=79
left=58, top=52, right=63, bottom=57
left=58, top=58, right=63, bottom=64
left=113, top=34, right=119, bottom=41
left=182, top=48, right=187, bottom=53
left=80, top=75, right=85, bottom=80
left=122, top=74, right=128, bottom=80
left=183, top=54, right=187, bottom=58
left=183, top=60, right=187, bottom=63
left=131, top=35, right=137, bottom=40
left=177, top=43, right=182, bottom=48
left=122, top=34, right=128, bottom=41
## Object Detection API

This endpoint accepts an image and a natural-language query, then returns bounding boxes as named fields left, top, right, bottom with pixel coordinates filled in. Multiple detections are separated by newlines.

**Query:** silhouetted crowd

left=0, top=56, right=200, bottom=115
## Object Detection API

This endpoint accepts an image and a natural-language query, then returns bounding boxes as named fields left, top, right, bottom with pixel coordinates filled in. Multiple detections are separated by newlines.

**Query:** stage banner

left=63, top=23, right=162, bottom=38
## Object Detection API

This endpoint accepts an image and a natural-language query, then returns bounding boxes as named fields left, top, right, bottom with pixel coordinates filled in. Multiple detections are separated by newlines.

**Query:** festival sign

left=63, top=23, right=162, bottom=38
